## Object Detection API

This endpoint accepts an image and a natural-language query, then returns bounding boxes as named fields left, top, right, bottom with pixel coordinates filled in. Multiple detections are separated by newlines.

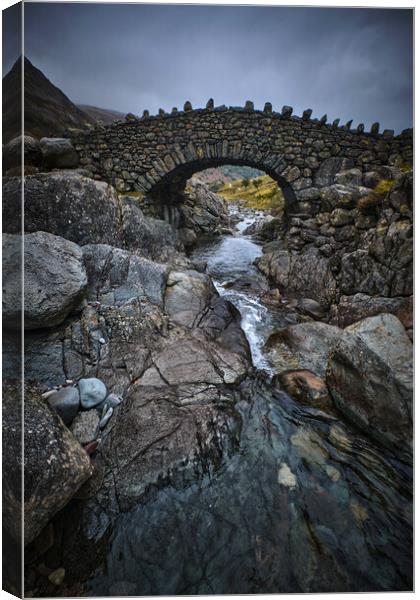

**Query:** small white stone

left=277, top=463, right=297, bottom=489
left=99, top=337, right=106, bottom=344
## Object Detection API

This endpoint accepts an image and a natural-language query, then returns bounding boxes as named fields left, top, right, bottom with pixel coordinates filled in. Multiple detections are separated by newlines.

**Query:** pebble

left=104, top=393, right=123, bottom=408
left=99, top=406, right=113, bottom=429
left=46, top=387, right=80, bottom=425
left=277, top=463, right=297, bottom=489
left=84, top=440, right=99, bottom=455
left=78, top=377, right=107, bottom=409
left=48, top=567, right=65, bottom=586
left=99, top=337, right=106, bottom=344
left=71, top=409, right=100, bottom=445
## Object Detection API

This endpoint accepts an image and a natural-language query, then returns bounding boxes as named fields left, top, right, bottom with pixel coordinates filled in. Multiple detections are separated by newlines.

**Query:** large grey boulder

left=3, top=384, right=93, bottom=546
left=242, top=215, right=284, bottom=241
left=40, top=137, right=79, bottom=168
left=4, top=172, right=123, bottom=246
left=3, top=232, right=87, bottom=330
left=265, top=321, right=343, bottom=377
left=326, top=314, right=413, bottom=457
left=3, top=135, right=42, bottom=171
left=164, top=269, right=215, bottom=328
left=120, top=196, right=178, bottom=260
left=179, top=182, right=230, bottom=235
left=256, top=246, right=336, bottom=308
left=346, top=314, right=413, bottom=392
left=82, top=244, right=168, bottom=307
left=97, top=383, right=240, bottom=510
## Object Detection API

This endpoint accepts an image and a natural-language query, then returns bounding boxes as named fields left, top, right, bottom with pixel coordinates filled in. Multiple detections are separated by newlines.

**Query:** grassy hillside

left=191, top=165, right=264, bottom=189
left=216, top=175, right=284, bottom=214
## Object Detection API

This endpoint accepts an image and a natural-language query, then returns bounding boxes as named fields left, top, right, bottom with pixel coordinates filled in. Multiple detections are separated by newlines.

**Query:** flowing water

left=38, top=207, right=413, bottom=595
left=190, top=209, right=298, bottom=371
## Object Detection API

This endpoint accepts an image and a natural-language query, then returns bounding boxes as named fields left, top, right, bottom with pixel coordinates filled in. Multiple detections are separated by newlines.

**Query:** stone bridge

left=71, top=100, right=413, bottom=213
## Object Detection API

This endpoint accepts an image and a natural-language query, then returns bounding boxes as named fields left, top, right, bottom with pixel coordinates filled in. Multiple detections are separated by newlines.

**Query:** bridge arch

left=146, top=154, right=298, bottom=214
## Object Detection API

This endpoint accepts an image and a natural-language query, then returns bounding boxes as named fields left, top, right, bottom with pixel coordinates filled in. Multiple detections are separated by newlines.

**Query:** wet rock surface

left=31, top=378, right=412, bottom=596
left=265, top=321, right=343, bottom=377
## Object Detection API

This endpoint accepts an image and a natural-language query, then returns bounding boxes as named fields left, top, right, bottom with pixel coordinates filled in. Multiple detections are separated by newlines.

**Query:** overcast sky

left=3, top=3, right=413, bottom=132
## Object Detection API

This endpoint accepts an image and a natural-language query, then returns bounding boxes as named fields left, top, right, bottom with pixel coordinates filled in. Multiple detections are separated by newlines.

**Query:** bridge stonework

left=71, top=104, right=413, bottom=212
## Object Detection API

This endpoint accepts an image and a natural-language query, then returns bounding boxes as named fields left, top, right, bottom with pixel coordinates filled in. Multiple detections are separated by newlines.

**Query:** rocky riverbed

left=2, top=150, right=413, bottom=595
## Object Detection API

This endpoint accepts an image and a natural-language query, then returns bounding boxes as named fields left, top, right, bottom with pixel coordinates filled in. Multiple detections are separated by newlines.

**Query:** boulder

left=83, top=244, right=168, bottom=307
left=47, top=387, right=80, bottom=425
left=346, top=314, right=413, bottom=390
left=256, top=246, right=336, bottom=308
left=164, top=269, right=215, bottom=328
left=3, top=135, right=42, bottom=171
left=329, top=294, right=413, bottom=329
left=265, top=321, right=343, bottom=377
left=274, top=370, right=334, bottom=412
left=3, top=232, right=87, bottom=330
left=326, top=314, right=413, bottom=457
left=197, top=296, right=252, bottom=366
left=3, top=172, right=122, bottom=246
left=119, top=196, right=178, bottom=260
left=179, top=183, right=230, bottom=235
left=242, top=215, right=284, bottom=241
left=40, top=137, right=79, bottom=168
left=3, top=384, right=93, bottom=546
left=3, top=173, right=180, bottom=260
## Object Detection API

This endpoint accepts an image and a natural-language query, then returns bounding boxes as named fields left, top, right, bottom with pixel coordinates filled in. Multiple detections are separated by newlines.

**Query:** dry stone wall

left=70, top=102, right=413, bottom=214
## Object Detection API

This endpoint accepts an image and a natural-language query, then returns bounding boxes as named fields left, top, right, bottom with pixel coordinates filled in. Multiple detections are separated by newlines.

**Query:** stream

left=35, top=206, right=413, bottom=595
left=190, top=207, right=299, bottom=372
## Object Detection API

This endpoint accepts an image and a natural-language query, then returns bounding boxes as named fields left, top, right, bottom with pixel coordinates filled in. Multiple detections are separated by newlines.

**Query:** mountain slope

left=3, top=56, right=96, bottom=141
left=78, top=104, right=125, bottom=124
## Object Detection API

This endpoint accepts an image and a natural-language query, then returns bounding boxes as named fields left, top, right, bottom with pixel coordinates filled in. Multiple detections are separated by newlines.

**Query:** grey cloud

left=5, top=3, right=413, bottom=132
